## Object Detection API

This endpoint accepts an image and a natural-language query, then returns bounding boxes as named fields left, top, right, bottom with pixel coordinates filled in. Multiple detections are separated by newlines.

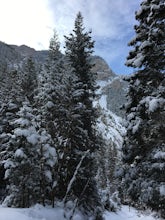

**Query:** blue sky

left=0, top=0, right=141, bottom=74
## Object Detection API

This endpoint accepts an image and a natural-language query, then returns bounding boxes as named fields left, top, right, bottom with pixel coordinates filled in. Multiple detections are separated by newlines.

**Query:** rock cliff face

left=0, top=41, right=21, bottom=71
left=0, top=41, right=48, bottom=70
left=11, top=44, right=36, bottom=57
left=11, top=44, right=48, bottom=63
left=90, top=55, right=128, bottom=117
left=90, top=55, right=116, bottom=80
left=106, top=77, right=128, bottom=117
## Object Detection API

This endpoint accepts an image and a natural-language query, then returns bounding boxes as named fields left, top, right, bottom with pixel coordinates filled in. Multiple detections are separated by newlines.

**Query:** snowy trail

left=0, top=205, right=161, bottom=220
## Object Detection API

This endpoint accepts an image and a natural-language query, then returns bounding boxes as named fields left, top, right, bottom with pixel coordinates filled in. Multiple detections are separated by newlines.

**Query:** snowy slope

left=96, top=77, right=126, bottom=154
left=0, top=205, right=162, bottom=220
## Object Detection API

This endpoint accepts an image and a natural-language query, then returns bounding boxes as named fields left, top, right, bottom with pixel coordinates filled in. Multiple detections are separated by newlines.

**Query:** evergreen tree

left=126, top=0, right=165, bottom=72
left=64, top=12, right=103, bottom=219
left=34, top=31, right=67, bottom=205
left=21, top=57, right=37, bottom=102
left=48, top=30, right=62, bottom=62
left=0, top=70, right=23, bottom=201
left=36, top=31, right=65, bottom=134
left=3, top=101, right=40, bottom=207
left=120, top=0, right=165, bottom=217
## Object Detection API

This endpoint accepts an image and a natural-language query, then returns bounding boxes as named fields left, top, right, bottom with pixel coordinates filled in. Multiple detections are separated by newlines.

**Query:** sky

left=0, top=0, right=142, bottom=74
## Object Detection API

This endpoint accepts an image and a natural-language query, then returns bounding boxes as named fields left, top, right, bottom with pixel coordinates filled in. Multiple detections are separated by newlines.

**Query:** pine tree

left=3, top=101, right=40, bottom=207
left=48, top=30, right=62, bottom=62
left=126, top=0, right=165, bottom=72
left=21, top=57, right=37, bottom=102
left=37, top=30, right=66, bottom=134
left=0, top=70, right=23, bottom=202
left=65, top=12, right=97, bottom=152
left=34, top=31, right=67, bottom=205
left=121, top=0, right=165, bottom=217
left=64, top=12, right=103, bottom=219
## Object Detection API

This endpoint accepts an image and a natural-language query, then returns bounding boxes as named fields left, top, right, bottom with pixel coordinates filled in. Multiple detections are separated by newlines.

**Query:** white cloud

left=0, top=0, right=54, bottom=49
left=47, top=0, right=141, bottom=41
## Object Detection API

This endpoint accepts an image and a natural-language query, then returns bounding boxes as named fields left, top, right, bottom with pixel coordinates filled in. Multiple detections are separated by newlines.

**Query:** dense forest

left=0, top=0, right=164, bottom=219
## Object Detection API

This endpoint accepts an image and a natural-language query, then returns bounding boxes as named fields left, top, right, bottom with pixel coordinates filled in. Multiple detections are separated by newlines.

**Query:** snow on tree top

left=14, top=149, right=27, bottom=159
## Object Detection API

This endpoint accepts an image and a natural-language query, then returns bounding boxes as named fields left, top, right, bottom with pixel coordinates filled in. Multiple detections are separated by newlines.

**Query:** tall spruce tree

left=3, top=101, right=40, bottom=207
left=21, top=57, right=37, bottom=102
left=0, top=70, right=23, bottom=202
left=64, top=12, right=103, bottom=219
left=120, top=0, right=165, bottom=217
left=34, top=31, right=67, bottom=205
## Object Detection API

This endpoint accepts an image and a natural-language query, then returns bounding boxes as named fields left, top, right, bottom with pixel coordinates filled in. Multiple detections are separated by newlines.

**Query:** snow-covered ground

left=104, top=206, right=162, bottom=220
left=0, top=205, right=161, bottom=220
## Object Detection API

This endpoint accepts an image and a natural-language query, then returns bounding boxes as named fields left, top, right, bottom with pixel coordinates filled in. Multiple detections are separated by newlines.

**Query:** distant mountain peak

left=11, top=44, right=36, bottom=57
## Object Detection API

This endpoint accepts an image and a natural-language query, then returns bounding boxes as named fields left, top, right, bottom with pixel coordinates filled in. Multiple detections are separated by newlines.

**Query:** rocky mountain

left=11, top=44, right=36, bottom=57
left=90, top=56, right=128, bottom=117
left=11, top=44, right=48, bottom=63
left=0, top=41, right=48, bottom=71
left=106, top=77, right=128, bottom=117
left=90, top=55, right=116, bottom=79
left=0, top=41, right=21, bottom=72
